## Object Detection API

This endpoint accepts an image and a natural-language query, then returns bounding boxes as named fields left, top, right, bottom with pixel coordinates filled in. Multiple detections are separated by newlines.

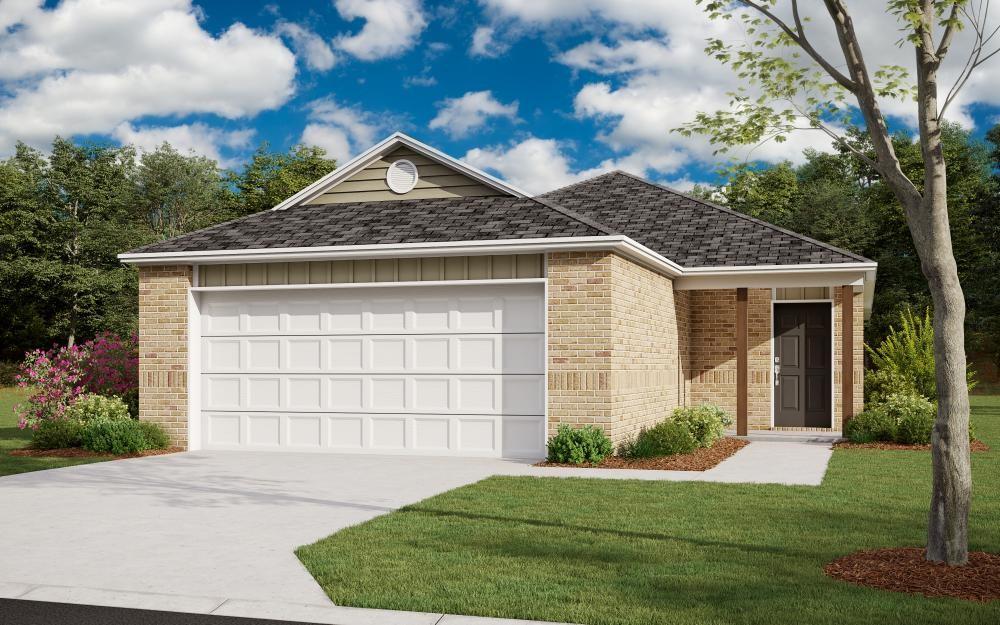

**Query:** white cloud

left=429, top=90, right=518, bottom=138
left=112, top=122, right=253, bottom=167
left=333, top=0, right=427, bottom=60
left=464, top=136, right=615, bottom=194
left=470, top=26, right=509, bottom=57
left=299, top=98, right=382, bottom=163
left=276, top=21, right=337, bottom=71
left=478, top=0, right=1000, bottom=171
left=0, top=0, right=296, bottom=154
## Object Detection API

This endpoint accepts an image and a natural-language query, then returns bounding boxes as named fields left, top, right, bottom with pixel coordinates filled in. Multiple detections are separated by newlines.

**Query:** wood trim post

left=841, top=285, right=855, bottom=428
left=736, top=287, right=748, bottom=436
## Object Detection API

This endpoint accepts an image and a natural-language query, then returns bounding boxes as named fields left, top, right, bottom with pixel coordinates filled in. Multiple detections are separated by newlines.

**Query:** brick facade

left=138, top=265, right=191, bottom=447
left=834, top=286, right=865, bottom=430
left=546, top=251, right=686, bottom=444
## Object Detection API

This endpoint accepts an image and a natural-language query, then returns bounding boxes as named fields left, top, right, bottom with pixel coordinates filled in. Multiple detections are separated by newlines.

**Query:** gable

left=303, top=146, right=511, bottom=206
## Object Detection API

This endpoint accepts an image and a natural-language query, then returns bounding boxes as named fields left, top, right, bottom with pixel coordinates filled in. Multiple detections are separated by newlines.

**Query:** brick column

left=138, top=265, right=192, bottom=448
left=735, top=287, right=748, bottom=436
left=841, top=285, right=855, bottom=427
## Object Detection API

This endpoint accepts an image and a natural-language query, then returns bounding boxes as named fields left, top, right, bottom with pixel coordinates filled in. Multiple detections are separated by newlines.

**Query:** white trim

left=187, top=265, right=202, bottom=451
left=118, top=235, right=686, bottom=278
left=770, top=299, right=835, bottom=430
left=683, top=262, right=876, bottom=275
left=270, top=132, right=528, bottom=211
left=191, top=278, right=545, bottom=292
left=542, top=254, right=550, bottom=455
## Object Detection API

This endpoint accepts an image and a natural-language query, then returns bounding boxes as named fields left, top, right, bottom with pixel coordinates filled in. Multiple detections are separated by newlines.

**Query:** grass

left=297, top=396, right=1000, bottom=625
left=0, top=387, right=108, bottom=477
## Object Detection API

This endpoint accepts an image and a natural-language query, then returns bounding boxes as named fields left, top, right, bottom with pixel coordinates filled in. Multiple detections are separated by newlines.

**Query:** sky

left=1, top=0, right=999, bottom=194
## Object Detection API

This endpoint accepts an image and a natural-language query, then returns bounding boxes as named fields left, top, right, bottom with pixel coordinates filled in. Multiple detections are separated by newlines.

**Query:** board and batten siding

left=306, top=146, right=508, bottom=205
left=198, top=254, right=544, bottom=287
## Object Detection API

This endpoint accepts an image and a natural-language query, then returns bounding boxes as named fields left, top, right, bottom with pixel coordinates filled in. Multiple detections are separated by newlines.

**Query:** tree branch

left=737, top=0, right=859, bottom=91
left=936, top=1, right=963, bottom=60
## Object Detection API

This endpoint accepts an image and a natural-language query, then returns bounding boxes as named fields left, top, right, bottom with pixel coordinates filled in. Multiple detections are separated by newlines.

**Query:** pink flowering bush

left=14, top=344, right=88, bottom=429
left=14, top=332, right=139, bottom=430
left=79, top=332, right=139, bottom=416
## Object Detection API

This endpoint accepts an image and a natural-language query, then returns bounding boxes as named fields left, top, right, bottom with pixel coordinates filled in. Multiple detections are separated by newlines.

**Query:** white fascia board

left=118, top=235, right=685, bottom=277
left=681, top=261, right=877, bottom=275
left=270, top=132, right=528, bottom=211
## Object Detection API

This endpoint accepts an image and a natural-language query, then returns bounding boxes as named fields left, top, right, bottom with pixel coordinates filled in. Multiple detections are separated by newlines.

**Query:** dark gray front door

left=774, top=303, right=832, bottom=427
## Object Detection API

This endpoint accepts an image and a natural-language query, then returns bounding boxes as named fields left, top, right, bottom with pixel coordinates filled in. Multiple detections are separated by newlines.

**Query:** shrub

left=81, top=418, right=169, bottom=455
left=0, top=361, right=19, bottom=386
left=66, top=394, right=131, bottom=423
left=13, top=344, right=88, bottom=429
left=844, top=407, right=898, bottom=443
left=547, top=425, right=613, bottom=464
left=79, top=333, right=139, bottom=417
left=896, top=409, right=935, bottom=445
left=620, top=419, right=699, bottom=458
left=866, top=307, right=976, bottom=401
left=31, top=418, right=84, bottom=450
left=669, top=404, right=732, bottom=448
left=864, top=368, right=916, bottom=406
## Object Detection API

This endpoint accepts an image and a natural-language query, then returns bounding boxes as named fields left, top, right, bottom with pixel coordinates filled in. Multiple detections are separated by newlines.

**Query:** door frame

left=769, top=295, right=835, bottom=429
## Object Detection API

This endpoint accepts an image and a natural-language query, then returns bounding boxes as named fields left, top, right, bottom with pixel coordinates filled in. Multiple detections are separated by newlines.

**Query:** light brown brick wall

left=546, top=251, right=686, bottom=444
left=834, top=286, right=865, bottom=430
left=686, top=289, right=771, bottom=429
left=138, top=265, right=191, bottom=447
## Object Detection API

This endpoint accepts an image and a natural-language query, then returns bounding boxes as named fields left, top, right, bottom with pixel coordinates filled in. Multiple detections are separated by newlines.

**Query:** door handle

left=774, top=364, right=780, bottom=385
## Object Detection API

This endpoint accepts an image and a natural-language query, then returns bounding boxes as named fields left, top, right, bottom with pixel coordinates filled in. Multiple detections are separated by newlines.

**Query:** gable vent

left=386, top=159, right=419, bottom=194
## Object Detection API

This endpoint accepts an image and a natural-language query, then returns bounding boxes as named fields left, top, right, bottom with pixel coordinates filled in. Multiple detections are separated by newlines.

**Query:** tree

left=229, top=144, right=336, bottom=216
left=683, top=0, right=1000, bottom=565
left=135, top=144, right=233, bottom=241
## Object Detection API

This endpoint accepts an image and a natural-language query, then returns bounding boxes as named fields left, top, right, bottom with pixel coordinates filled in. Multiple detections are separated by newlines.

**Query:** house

left=119, top=133, right=875, bottom=458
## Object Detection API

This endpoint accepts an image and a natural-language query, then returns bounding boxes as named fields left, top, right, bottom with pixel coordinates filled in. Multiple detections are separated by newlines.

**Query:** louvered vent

left=386, top=159, right=419, bottom=194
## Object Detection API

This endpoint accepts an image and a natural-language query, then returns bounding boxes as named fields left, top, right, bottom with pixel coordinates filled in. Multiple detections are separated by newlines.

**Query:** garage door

left=198, top=283, right=545, bottom=457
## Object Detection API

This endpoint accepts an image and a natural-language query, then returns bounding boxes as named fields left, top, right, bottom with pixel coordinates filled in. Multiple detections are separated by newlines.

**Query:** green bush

left=896, top=409, right=935, bottom=445
left=669, top=404, right=733, bottom=448
left=844, top=407, right=898, bottom=443
left=81, top=418, right=169, bottom=455
left=866, top=306, right=976, bottom=401
left=864, top=368, right=916, bottom=406
left=620, top=419, right=699, bottom=458
left=66, top=394, right=131, bottom=423
left=547, top=425, right=613, bottom=464
left=31, top=418, right=84, bottom=449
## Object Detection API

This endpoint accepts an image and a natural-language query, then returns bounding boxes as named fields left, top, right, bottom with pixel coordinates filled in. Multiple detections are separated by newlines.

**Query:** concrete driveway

left=0, top=439, right=832, bottom=621
left=0, top=451, right=533, bottom=606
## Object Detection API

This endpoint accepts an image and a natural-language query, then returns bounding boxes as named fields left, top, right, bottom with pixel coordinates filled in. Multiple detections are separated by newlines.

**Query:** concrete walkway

left=0, top=438, right=833, bottom=623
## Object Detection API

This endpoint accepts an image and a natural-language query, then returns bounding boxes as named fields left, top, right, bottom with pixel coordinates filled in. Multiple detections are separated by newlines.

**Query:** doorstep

left=0, top=582, right=578, bottom=625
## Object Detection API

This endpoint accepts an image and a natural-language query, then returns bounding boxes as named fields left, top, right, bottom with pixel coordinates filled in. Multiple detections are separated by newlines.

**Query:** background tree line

left=691, top=122, right=1000, bottom=379
left=0, top=138, right=335, bottom=362
left=0, top=126, right=997, bottom=377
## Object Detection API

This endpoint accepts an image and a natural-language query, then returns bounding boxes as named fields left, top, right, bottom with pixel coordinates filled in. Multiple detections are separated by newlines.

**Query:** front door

left=773, top=303, right=831, bottom=427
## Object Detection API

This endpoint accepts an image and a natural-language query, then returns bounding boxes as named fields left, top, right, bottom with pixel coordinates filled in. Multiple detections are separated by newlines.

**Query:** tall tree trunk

left=911, top=34, right=971, bottom=566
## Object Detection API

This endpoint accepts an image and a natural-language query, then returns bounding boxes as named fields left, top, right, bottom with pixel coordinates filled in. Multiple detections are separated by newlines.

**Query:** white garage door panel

left=199, top=284, right=545, bottom=457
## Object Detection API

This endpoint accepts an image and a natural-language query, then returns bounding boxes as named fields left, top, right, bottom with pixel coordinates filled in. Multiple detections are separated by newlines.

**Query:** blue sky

left=2, top=1, right=999, bottom=194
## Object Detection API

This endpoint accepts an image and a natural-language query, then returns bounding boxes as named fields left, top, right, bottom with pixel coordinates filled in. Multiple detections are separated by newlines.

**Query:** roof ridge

left=608, top=170, right=872, bottom=264
left=530, top=195, right=619, bottom=237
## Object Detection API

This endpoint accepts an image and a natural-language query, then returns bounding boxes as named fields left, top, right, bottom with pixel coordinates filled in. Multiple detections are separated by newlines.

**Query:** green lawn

left=0, top=387, right=108, bottom=477
left=297, top=396, right=1000, bottom=625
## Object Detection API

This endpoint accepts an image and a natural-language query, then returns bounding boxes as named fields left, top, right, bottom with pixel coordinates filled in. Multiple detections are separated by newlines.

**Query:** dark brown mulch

left=825, top=547, right=1000, bottom=602
left=536, top=437, right=749, bottom=471
left=8, top=447, right=182, bottom=459
left=834, top=440, right=990, bottom=452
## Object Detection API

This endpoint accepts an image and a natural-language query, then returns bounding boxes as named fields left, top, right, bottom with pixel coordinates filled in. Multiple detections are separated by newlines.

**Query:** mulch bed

left=834, top=440, right=990, bottom=452
left=536, top=437, right=749, bottom=471
left=8, top=447, right=182, bottom=459
left=825, top=547, right=1000, bottom=602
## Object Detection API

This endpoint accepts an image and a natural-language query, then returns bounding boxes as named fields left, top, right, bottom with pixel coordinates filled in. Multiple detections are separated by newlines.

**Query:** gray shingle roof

left=127, top=195, right=606, bottom=254
left=539, top=171, right=869, bottom=267
left=127, top=169, right=869, bottom=268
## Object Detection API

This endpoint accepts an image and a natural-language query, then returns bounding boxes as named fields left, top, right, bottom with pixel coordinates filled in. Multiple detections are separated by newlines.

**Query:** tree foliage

left=0, top=138, right=336, bottom=360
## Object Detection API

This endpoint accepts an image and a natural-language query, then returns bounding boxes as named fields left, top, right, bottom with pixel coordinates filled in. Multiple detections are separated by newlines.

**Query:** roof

left=538, top=171, right=870, bottom=267
left=128, top=195, right=605, bottom=254
left=125, top=159, right=871, bottom=270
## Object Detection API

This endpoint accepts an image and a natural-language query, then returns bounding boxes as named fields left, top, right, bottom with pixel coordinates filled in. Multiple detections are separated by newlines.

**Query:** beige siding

left=307, top=147, right=508, bottom=204
left=198, top=254, right=543, bottom=286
